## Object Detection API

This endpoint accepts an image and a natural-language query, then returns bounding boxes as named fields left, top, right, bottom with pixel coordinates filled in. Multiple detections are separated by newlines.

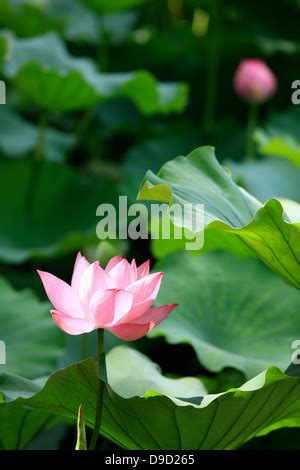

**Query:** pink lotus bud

left=233, top=59, right=277, bottom=104
left=38, top=253, right=177, bottom=341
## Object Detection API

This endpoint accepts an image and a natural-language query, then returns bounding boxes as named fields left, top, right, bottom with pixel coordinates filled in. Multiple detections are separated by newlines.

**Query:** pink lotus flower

left=233, top=59, right=277, bottom=104
left=38, top=253, right=177, bottom=341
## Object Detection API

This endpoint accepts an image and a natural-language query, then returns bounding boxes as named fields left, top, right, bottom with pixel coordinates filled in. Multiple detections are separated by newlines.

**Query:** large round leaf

left=152, top=251, right=300, bottom=378
left=3, top=33, right=187, bottom=113
left=138, top=146, right=300, bottom=289
left=0, top=277, right=64, bottom=378
left=121, top=137, right=250, bottom=259
left=0, top=159, right=115, bottom=263
left=3, top=348, right=300, bottom=449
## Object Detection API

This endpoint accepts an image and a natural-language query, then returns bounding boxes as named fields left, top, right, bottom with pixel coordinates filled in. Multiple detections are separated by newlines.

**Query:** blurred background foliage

left=0, top=0, right=300, bottom=449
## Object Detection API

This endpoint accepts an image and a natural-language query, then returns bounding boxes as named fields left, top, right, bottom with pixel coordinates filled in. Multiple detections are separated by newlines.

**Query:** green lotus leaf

left=2, top=347, right=300, bottom=449
left=3, top=33, right=188, bottom=113
left=0, top=402, right=55, bottom=450
left=256, top=130, right=300, bottom=167
left=0, top=277, right=64, bottom=378
left=254, top=107, right=300, bottom=168
left=59, top=1, right=137, bottom=44
left=138, top=146, right=300, bottom=289
left=152, top=251, right=300, bottom=378
left=150, top=211, right=251, bottom=259
left=0, top=0, right=61, bottom=38
left=0, top=159, right=116, bottom=263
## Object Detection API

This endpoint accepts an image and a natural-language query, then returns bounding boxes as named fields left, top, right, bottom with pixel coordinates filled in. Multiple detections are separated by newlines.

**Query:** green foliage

left=138, top=146, right=300, bottom=289
left=2, top=33, right=188, bottom=113
left=0, top=0, right=62, bottom=38
left=0, top=33, right=9, bottom=62
left=0, top=277, right=64, bottom=378
left=1, top=0, right=300, bottom=451
left=0, top=403, right=55, bottom=450
left=152, top=251, right=300, bottom=378
left=256, top=131, right=300, bottom=167
left=0, top=160, right=116, bottom=263
left=254, top=107, right=300, bottom=167
left=228, top=157, right=300, bottom=202
left=0, top=108, right=73, bottom=161
left=2, top=348, right=300, bottom=450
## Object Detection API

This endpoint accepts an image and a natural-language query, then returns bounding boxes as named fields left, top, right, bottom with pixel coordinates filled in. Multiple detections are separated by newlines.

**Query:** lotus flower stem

left=88, top=328, right=105, bottom=450
left=245, top=104, right=258, bottom=160
left=80, top=334, right=89, bottom=361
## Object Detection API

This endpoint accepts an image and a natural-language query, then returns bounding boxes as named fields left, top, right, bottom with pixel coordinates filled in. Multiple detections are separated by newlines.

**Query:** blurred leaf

left=97, top=98, right=143, bottom=139
left=95, top=11, right=138, bottom=44
left=152, top=251, right=300, bottom=378
left=0, top=0, right=62, bottom=38
left=0, top=108, right=36, bottom=155
left=43, top=128, right=74, bottom=163
left=0, top=0, right=137, bottom=44
left=264, top=107, right=300, bottom=140
left=228, top=157, right=300, bottom=202
left=75, top=405, right=87, bottom=450
left=0, top=372, right=41, bottom=401
left=106, top=347, right=206, bottom=398
left=138, top=146, right=300, bottom=289
left=256, top=37, right=299, bottom=55
left=83, top=0, right=145, bottom=13
left=256, top=131, right=300, bottom=167
left=0, top=108, right=74, bottom=161
left=235, top=107, right=300, bottom=186
left=126, top=27, right=201, bottom=70
left=3, top=33, right=188, bottom=113
left=279, top=199, right=300, bottom=223
left=48, top=0, right=137, bottom=44
left=93, top=240, right=128, bottom=266
left=0, top=34, right=10, bottom=62
left=3, top=348, right=300, bottom=449
left=47, top=0, right=99, bottom=43
left=0, top=277, right=64, bottom=378
left=0, top=160, right=116, bottom=263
